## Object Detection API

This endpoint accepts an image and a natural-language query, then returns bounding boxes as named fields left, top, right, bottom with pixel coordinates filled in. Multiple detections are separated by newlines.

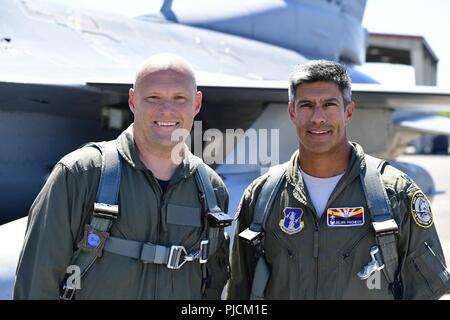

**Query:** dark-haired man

left=228, top=60, right=449, bottom=300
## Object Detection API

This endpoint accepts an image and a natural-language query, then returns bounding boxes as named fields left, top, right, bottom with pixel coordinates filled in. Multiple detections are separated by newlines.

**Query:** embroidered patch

left=279, top=207, right=304, bottom=235
left=410, top=191, right=433, bottom=228
left=327, top=207, right=365, bottom=227
left=77, top=225, right=109, bottom=257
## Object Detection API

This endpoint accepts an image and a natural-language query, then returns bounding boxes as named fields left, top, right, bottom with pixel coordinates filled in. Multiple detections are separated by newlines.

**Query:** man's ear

left=128, top=88, right=136, bottom=114
left=288, top=102, right=296, bottom=121
left=344, top=101, right=355, bottom=126
left=194, top=91, right=203, bottom=115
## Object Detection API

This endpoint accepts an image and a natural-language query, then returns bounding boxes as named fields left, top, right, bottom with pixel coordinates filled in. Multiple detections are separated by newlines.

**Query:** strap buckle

left=167, top=245, right=188, bottom=269
left=372, top=219, right=399, bottom=236
left=207, top=211, right=233, bottom=228
left=238, top=228, right=263, bottom=247
left=199, top=240, right=209, bottom=264
left=357, top=245, right=385, bottom=280
left=166, top=241, right=209, bottom=269
left=60, top=284, right=76, bottom=300
left=93, top=203, right=118, bottom=220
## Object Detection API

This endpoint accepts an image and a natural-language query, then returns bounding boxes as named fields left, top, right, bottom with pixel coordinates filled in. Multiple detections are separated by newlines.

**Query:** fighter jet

left=1, top=0, right=450, bottom=299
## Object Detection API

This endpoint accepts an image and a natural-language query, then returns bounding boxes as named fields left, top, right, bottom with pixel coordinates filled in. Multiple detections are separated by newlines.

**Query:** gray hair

left=288, top=60, right=352, bottom=106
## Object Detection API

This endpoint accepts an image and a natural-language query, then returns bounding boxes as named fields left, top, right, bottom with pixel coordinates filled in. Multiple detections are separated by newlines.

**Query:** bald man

left=14, top=54, right=231, bottom=300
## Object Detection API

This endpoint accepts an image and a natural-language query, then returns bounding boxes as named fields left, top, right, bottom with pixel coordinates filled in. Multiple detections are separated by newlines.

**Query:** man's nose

left=159, top=99, right=177, bottom=112
left=310, top=105, right=326, bottom=124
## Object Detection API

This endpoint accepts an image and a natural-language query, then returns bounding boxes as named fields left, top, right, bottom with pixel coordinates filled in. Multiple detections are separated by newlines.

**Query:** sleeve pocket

left=410, top=240, right=450, bottom=298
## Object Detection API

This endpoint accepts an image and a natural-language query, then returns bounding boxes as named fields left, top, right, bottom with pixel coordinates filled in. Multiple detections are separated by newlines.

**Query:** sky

left=54, top=0, right=450, bottom=88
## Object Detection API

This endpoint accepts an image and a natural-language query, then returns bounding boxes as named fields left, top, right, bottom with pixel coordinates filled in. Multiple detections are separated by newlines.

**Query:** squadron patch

left=327, top=207, right=364, bottom=227
left=279, top=207, right=304, bottom=235
left=410, top=191, right=433, bottom=228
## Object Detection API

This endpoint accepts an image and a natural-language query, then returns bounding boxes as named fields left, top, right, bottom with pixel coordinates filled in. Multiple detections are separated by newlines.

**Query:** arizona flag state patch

left=327, top=207, right=365, bottom=227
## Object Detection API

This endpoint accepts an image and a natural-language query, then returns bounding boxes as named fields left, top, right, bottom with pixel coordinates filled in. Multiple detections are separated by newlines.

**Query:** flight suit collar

left=285, top=150, right=308, bottom=205
left=116, top=124, right=199, bottom=180
left=285, top=142, right=367, bottom=205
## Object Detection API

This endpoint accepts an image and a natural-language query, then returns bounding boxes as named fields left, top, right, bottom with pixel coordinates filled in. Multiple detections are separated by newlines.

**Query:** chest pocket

left=336, top=229, right=393, bottom=299
left=166, top=204, right=202, bottom=228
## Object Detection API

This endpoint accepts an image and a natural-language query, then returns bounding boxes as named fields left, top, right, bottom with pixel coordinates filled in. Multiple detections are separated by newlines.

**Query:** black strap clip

left=238, top=228, right=263, bottom=247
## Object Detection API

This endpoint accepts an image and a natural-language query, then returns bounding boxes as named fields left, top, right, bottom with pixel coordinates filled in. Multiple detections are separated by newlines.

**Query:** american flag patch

left=327, top=207, right=364, bottom=227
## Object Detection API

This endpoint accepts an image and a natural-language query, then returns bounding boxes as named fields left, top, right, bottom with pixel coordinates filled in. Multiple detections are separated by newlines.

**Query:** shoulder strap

left=238, top=162, right=288, bottom=300
left=360, top=155, right=400, bottom=297
left=360, top=155, right=393, bottom=224
left=193, top=159, right=232, bottom=256
left=192, top=159, right=234, bottom=296
left=94, top=140, right=122, bottom=218
left=60, top=140, right=122, bottom=300
left=238, top=162, right=288, bottom=247
left=252, top=163, right=289, bottom=232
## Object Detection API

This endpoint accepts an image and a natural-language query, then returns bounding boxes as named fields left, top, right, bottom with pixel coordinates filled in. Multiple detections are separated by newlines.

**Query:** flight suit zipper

left=153, top=177, right=183, bottom=299
left=302, top=194, right=320, bottom=299
left=304, top=199, right=320, bottom=300
left=313, top=222, right=319, bottom=299
left=144, top=172, right=163, bottom=300
left=153, top=190, right=163, bottom=299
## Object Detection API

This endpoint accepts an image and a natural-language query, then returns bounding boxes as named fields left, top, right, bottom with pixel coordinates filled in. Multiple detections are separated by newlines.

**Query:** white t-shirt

left=300, top=168, right=345, bottom=218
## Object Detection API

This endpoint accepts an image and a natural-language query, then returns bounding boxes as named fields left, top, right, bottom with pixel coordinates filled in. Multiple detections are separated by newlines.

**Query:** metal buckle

left=357, top=245, right=385, bottom=280
left=372, top=219, right=398, bottom=236
left=60, top=285, right=76, bottom=300
left=199, top=240, right=209, bottom=264
left=93, top=203, right=118, bottom=220
left=238, top=228, right=263, bottom=246
left=167, top=245, right=188, bottom=269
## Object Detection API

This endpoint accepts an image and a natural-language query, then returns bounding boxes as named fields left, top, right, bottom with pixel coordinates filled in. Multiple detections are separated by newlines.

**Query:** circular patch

left=87, top=233, right=101, bottom=248
left=410, top=191, right=433, bottom=228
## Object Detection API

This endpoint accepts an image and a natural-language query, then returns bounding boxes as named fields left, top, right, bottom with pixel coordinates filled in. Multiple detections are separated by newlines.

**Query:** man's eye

left=175, top=96, right=187, bottom=101
left=298, top=104, right=312, bottom=109
left=324, top=102, right=338, bottom=107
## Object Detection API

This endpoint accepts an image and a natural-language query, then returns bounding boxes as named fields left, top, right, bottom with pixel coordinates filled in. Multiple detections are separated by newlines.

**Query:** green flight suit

left=14, top=124, right=230, bottom=300
left=228, top=142, right=449, bottom=299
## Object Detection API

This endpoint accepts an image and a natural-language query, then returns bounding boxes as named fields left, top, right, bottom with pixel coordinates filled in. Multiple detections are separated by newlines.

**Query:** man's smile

left=154, top=121, right=180, bottom=127
left=307, top=130, right=331, bottom=135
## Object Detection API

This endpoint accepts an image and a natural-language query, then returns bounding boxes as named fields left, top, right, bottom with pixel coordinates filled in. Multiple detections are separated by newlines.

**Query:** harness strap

left=252, top=164, right=288, bottom=232
left=361, top=155, right=400, bottom=294
left=239, top=163, right=288, bottom=300
left=238, top=163, right=288, bottom=247
left=193, top=159, right=231, bottom=256
left=61, top=140, right=121, bottom=300
left=61, top=146, right=227, bottom=299
left=94, top=140, right=121, bottom=219
left=103, top=236, right=209, bottom=269
left=193, top=159, right=232, bottom=296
